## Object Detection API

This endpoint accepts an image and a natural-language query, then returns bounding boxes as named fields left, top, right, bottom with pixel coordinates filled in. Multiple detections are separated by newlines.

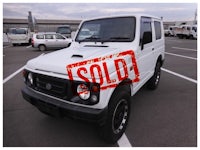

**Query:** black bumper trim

left=21, top=87, right=107, bottom=125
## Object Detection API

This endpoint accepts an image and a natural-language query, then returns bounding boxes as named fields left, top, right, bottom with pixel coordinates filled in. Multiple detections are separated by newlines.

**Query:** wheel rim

left=40, top=45, right=45, bottom=51
left=155, top=69, right=161, bottom=85
left=112, top=99, right=129, bottom=134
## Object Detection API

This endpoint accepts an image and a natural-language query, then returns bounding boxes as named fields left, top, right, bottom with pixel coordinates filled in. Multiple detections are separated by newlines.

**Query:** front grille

left=33, top=73, right=71, bottom=100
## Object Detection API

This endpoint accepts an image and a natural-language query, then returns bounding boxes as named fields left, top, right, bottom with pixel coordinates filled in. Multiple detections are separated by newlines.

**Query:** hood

left=26, top=46, right=122, bottom=78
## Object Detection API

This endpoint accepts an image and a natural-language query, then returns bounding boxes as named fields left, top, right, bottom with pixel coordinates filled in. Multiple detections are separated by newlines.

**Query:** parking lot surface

left=3, top=37, right=197, bottom=147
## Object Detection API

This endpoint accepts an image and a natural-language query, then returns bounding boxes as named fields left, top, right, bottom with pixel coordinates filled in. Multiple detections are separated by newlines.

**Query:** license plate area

left=37, top=100, right=61, bottom=117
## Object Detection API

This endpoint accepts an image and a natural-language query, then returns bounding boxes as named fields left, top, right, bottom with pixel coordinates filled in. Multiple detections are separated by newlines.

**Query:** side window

left=36, top=34, right=44, bottom=39
left=154, top=21, right=162, bottom=40
left=45, top=34, right=54, bottom=39
left=56, top=34, right=65, bottom=39
left=140, top=17, right=152, bottom=45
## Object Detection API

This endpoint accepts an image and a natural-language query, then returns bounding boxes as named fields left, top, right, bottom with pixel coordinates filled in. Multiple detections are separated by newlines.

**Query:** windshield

left=57, top=27, right=71, bottom=34
left=75, top=17, right=136, bottom=42
left=8, top=28, right=27, bottom=34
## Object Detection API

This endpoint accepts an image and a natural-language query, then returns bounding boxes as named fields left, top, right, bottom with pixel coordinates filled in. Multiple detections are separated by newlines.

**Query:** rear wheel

left=99, top=91, right=131, bottom=144
left=147, top=61, right=161, bottom=90
left=189, top=35, right=194, bottom=39
left=29, top=39, right=31, bottom=45
left=39, top=45, right=46, bottom=51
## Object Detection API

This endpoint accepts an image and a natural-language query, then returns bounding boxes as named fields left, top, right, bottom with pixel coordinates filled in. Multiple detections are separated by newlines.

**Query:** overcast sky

left=3, top=3, right=197, bottom=21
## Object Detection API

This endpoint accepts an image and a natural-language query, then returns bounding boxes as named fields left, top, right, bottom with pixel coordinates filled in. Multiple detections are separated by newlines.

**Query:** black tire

left=12, top=43, right=16, bottom=46
left=178, top=35, right=183, bottom=39
left=189, top=35, right=194, bottom=39
left=99, top=91, right=131, bottom=144
left=39, top=45, right=46, bottom=51
left=147, top=61, right=161, bottom=90
left=29, top=39, right=32, bottom=45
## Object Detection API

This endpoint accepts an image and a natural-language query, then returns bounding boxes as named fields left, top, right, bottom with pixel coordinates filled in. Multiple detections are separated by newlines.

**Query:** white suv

left=22, top=14, right=165, bottom=143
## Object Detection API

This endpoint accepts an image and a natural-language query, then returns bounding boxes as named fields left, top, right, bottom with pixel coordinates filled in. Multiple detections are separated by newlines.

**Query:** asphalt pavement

left=3, top=37, right=197, bottom=147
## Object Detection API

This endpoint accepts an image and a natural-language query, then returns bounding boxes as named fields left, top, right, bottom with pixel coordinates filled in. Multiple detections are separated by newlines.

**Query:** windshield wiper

left=78, top=36, right=101, bottom=43
left=85, top=37, right=101, bottom=40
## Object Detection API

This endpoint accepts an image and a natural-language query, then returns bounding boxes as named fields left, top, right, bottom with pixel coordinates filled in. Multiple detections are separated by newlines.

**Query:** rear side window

left=154, top=21, right=162, bottom=40
left=36, top=34, right=44, bottom=39
left=45, top=34, right=54, bottom=39
left=56, top=34, right=65, bottom=39
left=140, top=17, right=152, bottom=44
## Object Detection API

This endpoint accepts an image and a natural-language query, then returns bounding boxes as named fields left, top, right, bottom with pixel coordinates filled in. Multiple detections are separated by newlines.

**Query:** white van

left=21, top=14, right=165, bottom=143
left=7, top=28, right=32, bottom=46
left=175, top=25, right=197, bottom=39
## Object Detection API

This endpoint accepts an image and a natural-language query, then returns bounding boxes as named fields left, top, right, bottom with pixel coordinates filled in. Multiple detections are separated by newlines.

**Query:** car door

left=55, top=34, right=67, bottom=48
left=44, top=34, right=55, bottom=48
left=137, top=17, right=154, bottom=83
left=152, top=19, right=164, bottom=66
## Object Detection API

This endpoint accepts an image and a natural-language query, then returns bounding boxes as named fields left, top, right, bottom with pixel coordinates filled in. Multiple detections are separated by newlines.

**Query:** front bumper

left=21, top=87, right=107, bottom=125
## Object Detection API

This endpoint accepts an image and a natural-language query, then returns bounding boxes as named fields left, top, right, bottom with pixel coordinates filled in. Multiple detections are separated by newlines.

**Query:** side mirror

left=71, top=31, right=76, bottom=40
left=141, top=31, right=152, bottom=50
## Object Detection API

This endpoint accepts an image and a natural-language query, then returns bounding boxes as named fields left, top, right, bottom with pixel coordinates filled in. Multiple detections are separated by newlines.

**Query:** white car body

left=7, top=28, right=32, bottom=46
left=175, top=25, right=197, bottom=39
left=25, top=14, right=165, bottom=108
left=22, top=14, right=165, bottom=143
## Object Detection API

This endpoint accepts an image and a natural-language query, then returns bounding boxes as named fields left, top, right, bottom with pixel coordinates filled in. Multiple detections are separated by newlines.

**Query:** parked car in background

left=56, top=25, right=72, bottom=38
left=175, top=25, right=197, bottom=39
left=31, top=32, right=72, bottom=51
left=7, top=28, right=32, bottom=46
left=77, top=28, right=92, bottom=40
left=164, top=29, right=170, bottom=36
left=164, top=26, right=179, bottom=37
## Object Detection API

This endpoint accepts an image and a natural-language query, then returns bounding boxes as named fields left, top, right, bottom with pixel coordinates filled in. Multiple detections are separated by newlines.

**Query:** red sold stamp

left=66, top=50, right=140, bottom=90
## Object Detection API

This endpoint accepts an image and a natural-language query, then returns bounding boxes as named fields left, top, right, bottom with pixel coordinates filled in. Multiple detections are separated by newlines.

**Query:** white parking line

left=161, top=68, right=197, bottom=84
left=3, top=66, right=25, bottom=84
left=3, top=45, right=11, bottom=49
left=172, top=47, right=197, bottom=52
left=26, top=45, right=32, bottom=48
left=117, top=133, right=132, bottom=147
left=3, top=54, right=44, bottom=84
left=165, top=52, right=197, bottom=60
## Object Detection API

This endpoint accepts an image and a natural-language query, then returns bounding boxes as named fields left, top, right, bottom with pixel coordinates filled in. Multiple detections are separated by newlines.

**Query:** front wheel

left=147, top=61, right=161, bottom=90
left=99, top=91, right=131, bottom=144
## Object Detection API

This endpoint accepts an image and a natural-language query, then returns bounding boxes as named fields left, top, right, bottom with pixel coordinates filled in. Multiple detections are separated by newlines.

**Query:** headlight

left=77, top=84, right=90, bottom=100
left=28, top=72, right=33, bottom=85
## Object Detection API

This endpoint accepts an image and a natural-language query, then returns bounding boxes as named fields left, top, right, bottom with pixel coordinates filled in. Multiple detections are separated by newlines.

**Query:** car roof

left=57, top=25, right=70, bottom=28
left=35, top=32, right=57, bottom=35
left=9, top=28, right=28, bottom=30
left=82, top=14, right=162, bottom=22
